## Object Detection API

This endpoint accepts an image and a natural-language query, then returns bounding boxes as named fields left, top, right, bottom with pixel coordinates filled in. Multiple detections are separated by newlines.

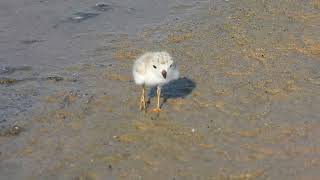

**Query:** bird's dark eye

left=170, top=63, right=174, bottom=68
left=153, top=65, right=157, bottom=69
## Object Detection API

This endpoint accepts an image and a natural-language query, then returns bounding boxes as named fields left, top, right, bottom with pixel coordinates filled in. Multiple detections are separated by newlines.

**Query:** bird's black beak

left=161, top=70, right=167, bottom=79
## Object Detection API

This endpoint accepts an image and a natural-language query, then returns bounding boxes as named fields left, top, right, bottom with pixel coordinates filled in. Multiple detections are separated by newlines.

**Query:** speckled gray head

left=149, top=52, right=179, bottom=82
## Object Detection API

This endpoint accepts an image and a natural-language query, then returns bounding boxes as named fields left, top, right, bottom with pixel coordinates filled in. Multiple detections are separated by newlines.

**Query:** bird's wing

left=134, top=59, right=146, bottom=75
left=134, top=53, right=153, bottom=74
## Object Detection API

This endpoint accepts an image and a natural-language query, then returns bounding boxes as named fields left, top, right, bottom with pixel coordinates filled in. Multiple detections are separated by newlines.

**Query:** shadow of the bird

left=148, top=77, right=196, bottom=101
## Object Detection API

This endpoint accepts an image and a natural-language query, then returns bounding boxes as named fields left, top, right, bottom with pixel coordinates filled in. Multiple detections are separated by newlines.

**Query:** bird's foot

left=150, top=108, right=161, bottom=113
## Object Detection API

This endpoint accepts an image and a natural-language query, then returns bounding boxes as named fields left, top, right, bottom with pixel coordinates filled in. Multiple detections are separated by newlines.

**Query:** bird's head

left=150, top=52, right=178, bottom=80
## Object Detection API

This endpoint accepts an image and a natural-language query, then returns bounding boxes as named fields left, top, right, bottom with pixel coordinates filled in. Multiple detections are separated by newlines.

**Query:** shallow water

left=1, top=0, right=320, bottom=179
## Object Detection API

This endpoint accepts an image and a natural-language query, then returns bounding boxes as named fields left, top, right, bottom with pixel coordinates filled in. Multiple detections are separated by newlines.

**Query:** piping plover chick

left=133, top=51, right=179, bottom=112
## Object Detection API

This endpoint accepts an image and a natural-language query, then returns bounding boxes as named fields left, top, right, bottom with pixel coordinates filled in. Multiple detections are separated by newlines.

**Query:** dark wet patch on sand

left=92, top=2, right=114, bottom=12
left=0, top=78, right=18, bottom=85
left=0, top=66, right=32, bottom=75
left=53, top=2, right=118, bottom=28
left=68, top=12, right=100, bottom=23
left=20, top=39, right=45, bottom=45
left=0, top=125, right=23, bottom=137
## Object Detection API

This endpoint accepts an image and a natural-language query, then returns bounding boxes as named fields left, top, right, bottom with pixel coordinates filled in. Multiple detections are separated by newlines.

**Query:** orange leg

left=139, top=85, right=146, bottom=111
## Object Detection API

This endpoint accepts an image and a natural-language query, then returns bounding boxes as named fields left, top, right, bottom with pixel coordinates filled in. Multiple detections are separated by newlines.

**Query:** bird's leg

left=139, top=84, right=146, bottom=111
left=151, top=86, right=161, bottom=112
left=157, top=86, right=161, bottom=109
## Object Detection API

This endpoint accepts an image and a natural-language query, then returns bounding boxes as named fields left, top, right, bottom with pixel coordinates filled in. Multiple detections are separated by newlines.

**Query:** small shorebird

left=132, top=51, right=179, bottom=112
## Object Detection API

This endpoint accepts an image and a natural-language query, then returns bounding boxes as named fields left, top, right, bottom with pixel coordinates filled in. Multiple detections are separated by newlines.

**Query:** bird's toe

left=150, top=108, right=161, bottom=113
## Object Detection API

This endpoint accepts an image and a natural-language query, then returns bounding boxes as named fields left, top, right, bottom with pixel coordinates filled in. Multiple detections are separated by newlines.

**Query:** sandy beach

left=1, top=0, right=320, bottom=179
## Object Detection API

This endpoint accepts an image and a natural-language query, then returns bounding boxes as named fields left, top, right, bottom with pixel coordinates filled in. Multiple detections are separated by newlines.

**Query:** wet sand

left=1, top=0, right=320, bottom=179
